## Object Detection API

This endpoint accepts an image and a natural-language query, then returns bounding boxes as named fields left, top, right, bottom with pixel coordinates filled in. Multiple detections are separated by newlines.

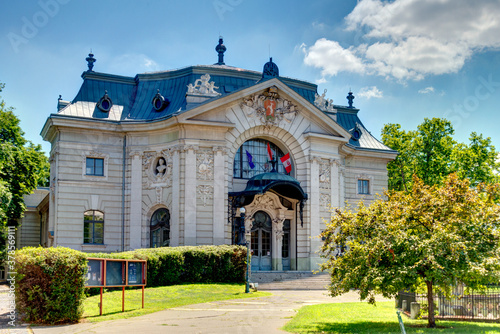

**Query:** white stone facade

left=39, top=63, right=396, bottom=271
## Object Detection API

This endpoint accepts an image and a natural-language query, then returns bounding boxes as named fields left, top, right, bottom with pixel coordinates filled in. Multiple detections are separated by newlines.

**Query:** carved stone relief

left=273, top=217, right=285, bottom=241
left=319, top=159, right=331, bottom=189
left=187, top=74, right=221, bottom=96
left=197, top=185, right=214, bottom=206
left=197, top=149, right=214, bottom=180
left=320, top=193, right=331, bottom=210
left=240, top=86, right=298, bottom=129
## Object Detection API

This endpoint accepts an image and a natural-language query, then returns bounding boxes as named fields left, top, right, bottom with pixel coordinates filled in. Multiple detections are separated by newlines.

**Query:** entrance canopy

left=230, top=172, right=308, bottom=201
left=229, top=172, right=308, bottom=226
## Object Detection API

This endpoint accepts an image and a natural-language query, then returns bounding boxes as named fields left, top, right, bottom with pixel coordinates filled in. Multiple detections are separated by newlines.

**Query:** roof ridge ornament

left=347, top=91, right=355, bottom=108
left=187, top=74, right=221, bottom=96
left=86, top=51, right=96, bottom=72
left=314, top=89, right=335, bottom=113
left=262, top=57, right=279, bottom=79
left=215, top=36, right=226, bottom=65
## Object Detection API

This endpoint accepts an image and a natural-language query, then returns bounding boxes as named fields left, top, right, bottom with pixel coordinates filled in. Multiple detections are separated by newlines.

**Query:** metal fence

left=397, top=285, right=500, bottom=321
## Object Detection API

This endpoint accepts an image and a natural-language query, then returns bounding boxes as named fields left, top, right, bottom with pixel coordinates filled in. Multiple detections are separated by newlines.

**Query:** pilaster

left=129, top=151, right=142, bottom=250
left=184, top=146, right=197, bottom=245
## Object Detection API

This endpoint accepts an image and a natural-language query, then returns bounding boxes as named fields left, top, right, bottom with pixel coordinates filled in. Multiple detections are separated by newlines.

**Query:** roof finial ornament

left=86, top=50, right=96, bottom=71
left=215, top=36, right=226, bottom=65
left=262, top=57, right=279, bottom=79
left=347, top=91, right=355, bottom=108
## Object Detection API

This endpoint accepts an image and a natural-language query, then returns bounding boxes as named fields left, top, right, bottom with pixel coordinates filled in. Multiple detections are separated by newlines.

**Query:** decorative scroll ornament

left=187, top=74, right=221, bottom=96
left=197, top=185, right=214, bottom=206
left=241, top=86, right=298, bottom=129
left=314, top=89, right=335, bottom=113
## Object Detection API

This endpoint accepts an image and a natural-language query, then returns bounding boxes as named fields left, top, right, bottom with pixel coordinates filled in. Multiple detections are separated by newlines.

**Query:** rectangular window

left=358, top=179, right=369, bottom=194
left=86, top=157, right=104, bottom=176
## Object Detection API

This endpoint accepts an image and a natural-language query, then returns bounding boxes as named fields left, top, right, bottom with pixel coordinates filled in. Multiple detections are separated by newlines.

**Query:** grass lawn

left=83, top=283, right=270, bottom=323
left=282, top=301, right=500, bottom=333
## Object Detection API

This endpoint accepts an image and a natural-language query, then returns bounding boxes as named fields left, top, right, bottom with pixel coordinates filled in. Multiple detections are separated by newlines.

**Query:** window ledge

left=81, top=244, right=107, bottom=250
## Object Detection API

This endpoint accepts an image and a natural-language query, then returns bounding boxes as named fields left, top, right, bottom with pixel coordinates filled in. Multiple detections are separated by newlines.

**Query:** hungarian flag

left=280, top=153, right=292, bottom=173
left=245, top=150, right=255, bottom=169
left=267, top=142, right=273, bottom=161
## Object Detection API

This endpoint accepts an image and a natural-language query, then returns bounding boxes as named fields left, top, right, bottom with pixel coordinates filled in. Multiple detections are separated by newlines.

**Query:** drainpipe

left=122, top=135, right=127, bottom=252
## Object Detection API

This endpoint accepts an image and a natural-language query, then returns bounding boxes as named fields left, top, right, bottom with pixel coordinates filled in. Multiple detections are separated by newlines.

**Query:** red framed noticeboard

left=85, top=258, right=147, bottom=315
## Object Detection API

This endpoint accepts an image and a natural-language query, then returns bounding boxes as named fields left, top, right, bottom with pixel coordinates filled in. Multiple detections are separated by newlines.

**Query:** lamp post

left=239, top=207, right=250, bottom=293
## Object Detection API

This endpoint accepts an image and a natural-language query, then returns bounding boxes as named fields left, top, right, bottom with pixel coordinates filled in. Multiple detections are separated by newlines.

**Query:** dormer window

left=351, top=123, right=362, bottom=141
left=152, top=90, right=169, bottom=111
left=97, top=90, right=113, bottom=112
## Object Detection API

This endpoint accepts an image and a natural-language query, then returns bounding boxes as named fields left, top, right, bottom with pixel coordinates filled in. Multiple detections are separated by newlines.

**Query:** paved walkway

left=1, top=284, right=389, bottom=334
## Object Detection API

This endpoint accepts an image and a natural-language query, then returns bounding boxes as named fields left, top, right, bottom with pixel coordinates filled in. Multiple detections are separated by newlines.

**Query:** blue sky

left=1, top=0, right=500, bottom=155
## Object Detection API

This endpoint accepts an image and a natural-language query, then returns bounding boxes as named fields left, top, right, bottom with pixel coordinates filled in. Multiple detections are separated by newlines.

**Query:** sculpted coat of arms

left=241, top=86, right=298, bottom=128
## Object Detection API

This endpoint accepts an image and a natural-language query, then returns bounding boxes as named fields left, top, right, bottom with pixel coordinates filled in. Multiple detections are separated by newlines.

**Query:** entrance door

left=251, top=211, right=272, bottom=271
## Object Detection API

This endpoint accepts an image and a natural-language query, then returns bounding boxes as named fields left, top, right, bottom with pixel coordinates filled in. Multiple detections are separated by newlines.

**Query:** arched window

left=233, top=139, right=291, bottom=179
left=84, top=210, right=104, bottom=244
left=150, top=208, right=170, bottom=248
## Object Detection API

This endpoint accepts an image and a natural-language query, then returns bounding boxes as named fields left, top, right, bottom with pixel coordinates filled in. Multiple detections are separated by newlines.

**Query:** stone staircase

left=250, top=271, right=330, bottom=290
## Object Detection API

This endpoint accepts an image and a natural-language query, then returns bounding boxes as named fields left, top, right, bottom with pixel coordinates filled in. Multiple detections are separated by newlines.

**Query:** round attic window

left=152, top=90, right=169, bottom=111
left=352, top=129, right=361, bottom=140
left=97, top=91, right=113, bottom=112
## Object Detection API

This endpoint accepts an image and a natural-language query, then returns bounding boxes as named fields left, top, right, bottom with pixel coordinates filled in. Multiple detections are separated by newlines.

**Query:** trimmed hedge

left=14, top=246, right=87, bottom=324
left=14, top=245, right=247, bottom=324
left=87, top=245, right=248, bottom=287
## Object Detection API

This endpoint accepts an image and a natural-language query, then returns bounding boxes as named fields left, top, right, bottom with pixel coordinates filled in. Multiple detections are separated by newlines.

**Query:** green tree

left=320, top=174, right=500, bottom=328
left=382, top=118, right=499, bottom=190
left=0, top=82, right=49, bottom=259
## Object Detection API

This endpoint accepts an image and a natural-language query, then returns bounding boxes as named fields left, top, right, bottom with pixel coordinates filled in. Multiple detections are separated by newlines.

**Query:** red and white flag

left=280, top=153, right=292, bottom=173
left=267, top=142, right=273, bottom=161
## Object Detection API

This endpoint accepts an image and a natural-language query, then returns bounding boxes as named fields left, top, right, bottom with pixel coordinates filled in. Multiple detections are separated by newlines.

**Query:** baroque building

left=38, top=39, right=396, bottom=271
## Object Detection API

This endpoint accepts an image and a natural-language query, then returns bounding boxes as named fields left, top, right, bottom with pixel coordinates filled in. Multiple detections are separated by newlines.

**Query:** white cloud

left=303, top=38, right=365, bottom=77
left=358, top=86, right=383, bottom=99
left=303, top=0, right=500, bottom=82
left=418, top=86, right=435, bottom=94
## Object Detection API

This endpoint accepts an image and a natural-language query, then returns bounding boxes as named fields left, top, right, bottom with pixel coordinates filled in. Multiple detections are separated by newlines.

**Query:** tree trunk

left=426, top=280, right=436, bottom=328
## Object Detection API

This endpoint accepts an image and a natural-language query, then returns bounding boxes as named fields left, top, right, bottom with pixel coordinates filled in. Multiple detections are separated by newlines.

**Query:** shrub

left=14, top=246, right=87, bottom=324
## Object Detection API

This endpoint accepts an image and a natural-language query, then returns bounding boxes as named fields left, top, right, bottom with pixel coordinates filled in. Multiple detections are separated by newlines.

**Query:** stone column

left=339, top=167, right=346, bottom=208
left=212, top=147, right=225, bottom=245
left=184, top=146, right=197, bottom=245
left=129, top=151, right=142, bottom=250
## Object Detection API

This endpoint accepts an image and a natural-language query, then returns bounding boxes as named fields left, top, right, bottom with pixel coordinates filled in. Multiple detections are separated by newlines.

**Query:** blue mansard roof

left=54, top=63, right=393, bottom=152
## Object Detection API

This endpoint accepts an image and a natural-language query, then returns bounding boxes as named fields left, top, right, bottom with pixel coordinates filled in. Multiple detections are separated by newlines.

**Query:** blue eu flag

left=245, top=150, right=255, bottom=169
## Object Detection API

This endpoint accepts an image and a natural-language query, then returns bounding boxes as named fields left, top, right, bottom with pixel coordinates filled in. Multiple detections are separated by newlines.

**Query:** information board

left=127, top=262, right=144, bottom=285
left=85, top=259, right=103, bottom=287
left=106, top=261, right=125, bottom=286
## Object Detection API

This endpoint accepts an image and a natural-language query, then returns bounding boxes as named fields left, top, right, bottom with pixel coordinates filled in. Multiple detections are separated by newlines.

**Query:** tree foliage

left=382, top=118, right=499, bottom=191
left=0, top=82, right=50, bottom=259
left=320, top=174, right=500, bottom=328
